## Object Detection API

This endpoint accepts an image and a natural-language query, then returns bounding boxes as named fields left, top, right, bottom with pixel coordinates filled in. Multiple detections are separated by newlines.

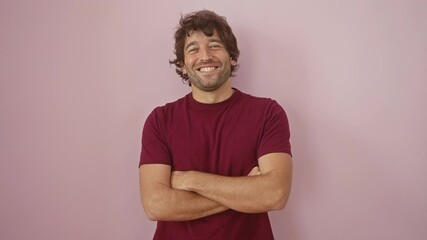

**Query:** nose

left=199, top=47, right=212, bottom=61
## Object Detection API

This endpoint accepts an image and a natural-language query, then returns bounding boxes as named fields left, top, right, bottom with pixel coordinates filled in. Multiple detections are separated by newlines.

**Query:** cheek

left=183, top=57, right=194, bottom=68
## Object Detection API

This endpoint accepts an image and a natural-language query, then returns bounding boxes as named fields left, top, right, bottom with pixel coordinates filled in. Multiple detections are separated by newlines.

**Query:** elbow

left=142, top=199, right=166, bottom=221
left=266, top=188, right=290, bottom=211
left=142, top=204, right=157, bottom=221
left=144, top=208, right=159, bottom=221
left=271, top=196, right=288, bottom=211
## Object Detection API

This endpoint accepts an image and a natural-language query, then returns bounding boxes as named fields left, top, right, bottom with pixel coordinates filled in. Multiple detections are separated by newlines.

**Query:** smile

left=198, top=67, right=217, bottom=72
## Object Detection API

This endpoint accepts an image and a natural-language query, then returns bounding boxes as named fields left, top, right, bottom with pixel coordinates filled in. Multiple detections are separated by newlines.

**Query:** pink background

left=1, top=0, right=426, bottom=239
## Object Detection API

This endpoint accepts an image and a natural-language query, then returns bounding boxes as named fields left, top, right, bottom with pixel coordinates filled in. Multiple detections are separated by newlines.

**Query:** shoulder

left=237, top=90, right=285, bottom=113
left=149, top=94, right=189, bottom=117
left=142, top=95, right=189, bottom=132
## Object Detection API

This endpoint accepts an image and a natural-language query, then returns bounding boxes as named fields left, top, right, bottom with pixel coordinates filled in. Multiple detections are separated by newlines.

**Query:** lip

left=195, top=59, right=220, bottom=68
left=194, top=63, right=219, bottom=74
left=196, top=63, right=219, bottom=70
left=198, top=66, right=219, bottom=74
left=199, top=66, right=218, bottom=72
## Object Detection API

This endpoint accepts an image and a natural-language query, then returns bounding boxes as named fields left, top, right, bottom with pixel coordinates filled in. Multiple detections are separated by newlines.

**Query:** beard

left=187, top=60, right=232, bottom=92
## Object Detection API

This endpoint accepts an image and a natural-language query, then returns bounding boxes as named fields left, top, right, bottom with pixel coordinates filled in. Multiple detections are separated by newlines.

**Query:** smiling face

left=183, top=31, right=235, bottom=92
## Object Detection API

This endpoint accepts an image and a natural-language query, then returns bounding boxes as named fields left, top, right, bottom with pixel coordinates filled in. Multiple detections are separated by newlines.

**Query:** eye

left=187, top=47, right=198, bottom=54
left=209, top=43, right=223, bottom=49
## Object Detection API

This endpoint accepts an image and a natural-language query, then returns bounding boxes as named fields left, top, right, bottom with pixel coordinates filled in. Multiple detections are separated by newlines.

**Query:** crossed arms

left=139, top=152, right=292, bottom=221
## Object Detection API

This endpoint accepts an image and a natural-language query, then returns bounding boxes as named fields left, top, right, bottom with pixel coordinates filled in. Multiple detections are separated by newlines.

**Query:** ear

left=230, top=59, right=237, bottom=66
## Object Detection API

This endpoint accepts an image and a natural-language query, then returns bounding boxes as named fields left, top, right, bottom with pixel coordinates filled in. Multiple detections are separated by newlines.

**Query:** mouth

left=198, top=66, right=218, bottom=73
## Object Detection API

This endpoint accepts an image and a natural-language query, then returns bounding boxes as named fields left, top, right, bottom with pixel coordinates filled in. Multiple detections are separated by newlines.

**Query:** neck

left=191, top=81, right=234, bottom=104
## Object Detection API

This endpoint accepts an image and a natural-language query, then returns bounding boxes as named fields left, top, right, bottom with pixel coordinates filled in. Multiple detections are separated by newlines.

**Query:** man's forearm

left=139, top=164, right=228, bottom=222
left=172, top=171, right=285, bottom=213
left=171, top=154, right=293, bottom=213
left=143, top=185, right=228, bottom=221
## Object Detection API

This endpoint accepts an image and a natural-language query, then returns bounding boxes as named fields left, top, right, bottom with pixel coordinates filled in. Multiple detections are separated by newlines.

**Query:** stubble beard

left=188, top=63, right=232, bottom=92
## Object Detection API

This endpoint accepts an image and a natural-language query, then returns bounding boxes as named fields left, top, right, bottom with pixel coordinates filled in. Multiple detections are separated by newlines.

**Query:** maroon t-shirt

left=140, top=89, right=291, bottom=240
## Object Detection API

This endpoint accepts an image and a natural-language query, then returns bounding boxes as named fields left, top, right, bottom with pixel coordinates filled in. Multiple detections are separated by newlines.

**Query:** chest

left=166, top=107, right=265, bottom=176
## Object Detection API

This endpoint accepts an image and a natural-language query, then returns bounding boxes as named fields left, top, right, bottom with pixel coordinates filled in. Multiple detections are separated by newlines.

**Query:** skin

left=139, top=30, right=293, bottom=221
left=140, top=165, right=261, bottom=221
left=182, top=30, right=236, bottom=103
left=171, top=153, right=292, bottom=213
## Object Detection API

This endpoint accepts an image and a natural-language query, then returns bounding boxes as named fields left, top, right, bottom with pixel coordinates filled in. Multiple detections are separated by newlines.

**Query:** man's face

left=183, top=31, right=233, bottom=92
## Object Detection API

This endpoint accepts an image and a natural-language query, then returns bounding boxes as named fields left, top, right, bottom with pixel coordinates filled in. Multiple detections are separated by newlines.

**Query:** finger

left=248, top=166, right=261, bottom=176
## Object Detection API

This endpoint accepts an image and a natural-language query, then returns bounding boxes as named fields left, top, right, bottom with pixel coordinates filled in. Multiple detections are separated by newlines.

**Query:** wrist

left=182, top=171, right=196, bottom=191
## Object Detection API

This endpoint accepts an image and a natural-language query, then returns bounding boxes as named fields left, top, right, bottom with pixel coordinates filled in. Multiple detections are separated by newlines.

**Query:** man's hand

left=248, top=166, right=261, bottom=176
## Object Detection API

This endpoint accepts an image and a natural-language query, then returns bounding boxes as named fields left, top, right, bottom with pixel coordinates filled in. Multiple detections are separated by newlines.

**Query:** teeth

left=199, top=67, right=216, bottom=72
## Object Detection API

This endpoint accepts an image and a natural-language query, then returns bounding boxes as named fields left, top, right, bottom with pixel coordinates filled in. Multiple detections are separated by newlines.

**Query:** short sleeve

left=257, top=101, right=292, bottom=158
left=139, top=108, right=172, bottom=167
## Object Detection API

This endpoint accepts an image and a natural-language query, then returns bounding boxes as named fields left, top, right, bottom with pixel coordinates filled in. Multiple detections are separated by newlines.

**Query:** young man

left=139, top=10, right=292, bottom=240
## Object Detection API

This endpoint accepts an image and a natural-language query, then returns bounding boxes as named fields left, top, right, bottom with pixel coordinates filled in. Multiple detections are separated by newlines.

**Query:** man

left=139, top=10, right=292, bottom=240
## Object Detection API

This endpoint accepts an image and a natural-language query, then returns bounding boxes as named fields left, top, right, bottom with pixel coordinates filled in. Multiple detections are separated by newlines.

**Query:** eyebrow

left=185, top=41, right=198, bottom=51
left=184, top=38, right=223, bottom=51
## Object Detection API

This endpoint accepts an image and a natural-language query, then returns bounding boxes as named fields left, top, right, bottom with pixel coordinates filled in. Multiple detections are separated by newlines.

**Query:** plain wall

left=1, top=0, right=426, bottom=239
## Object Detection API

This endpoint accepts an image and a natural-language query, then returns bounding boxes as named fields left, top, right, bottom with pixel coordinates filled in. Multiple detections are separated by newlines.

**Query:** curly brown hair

left=169, top=10, right=240, bottom=86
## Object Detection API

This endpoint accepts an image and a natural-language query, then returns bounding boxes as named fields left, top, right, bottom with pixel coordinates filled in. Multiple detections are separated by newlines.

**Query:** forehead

left=184, top=30, right=222, bottom=47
